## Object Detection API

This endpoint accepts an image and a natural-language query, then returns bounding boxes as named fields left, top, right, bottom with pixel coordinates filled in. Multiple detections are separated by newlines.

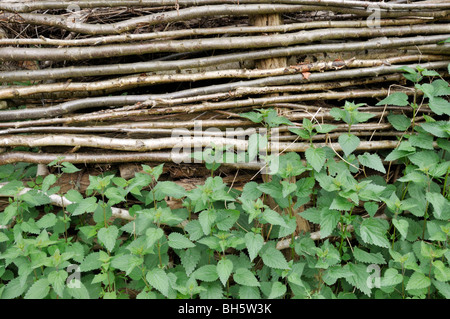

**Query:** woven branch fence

left=0, top=0, right=449, bottom=185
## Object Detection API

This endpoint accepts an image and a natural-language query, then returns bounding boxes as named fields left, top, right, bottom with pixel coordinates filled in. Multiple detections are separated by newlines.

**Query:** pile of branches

left=0, top=0, right=449, bottom=175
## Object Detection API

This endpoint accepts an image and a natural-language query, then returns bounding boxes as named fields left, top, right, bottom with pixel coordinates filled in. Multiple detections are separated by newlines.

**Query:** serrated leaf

left=305, top=147, right=326, bottom=172
left=364, top=202, right=378, bottom=217
left=79, top=252, right=102, bottom=272
left=376, top=92, right=409, bottom=106
left=353, top=247, right=386, bottom=264
left=198, top=209, right=217, bottom=235
left=72, top=197, right=98, bottom=216
left=145, top=227, right=164, bottom=249
left=406, top=271, right=431, bottom=291
left=267, top=281, right=287, bottom=299
left=433, top=280, right=450, bottom=298
left=111, top=254, right=143, bottom=276
left=244, top=232, right=264, bottom=262
left=36, top=214, right=57, bottom=229
left=24, top=278, right=50, bottom=299
left=61, top=162, right=81, bottom=174
left=281, top=180, right=297, bottom=198
left=217, top=259, right=233, bottom=286
left=319, top=209, right=340, bottom=238
left=360, top=218, right=390, bottom=248
left=409, top=133, right=434, bottom=150
left=343, top=263, right=372, bottom=296
left=97, top=225, right=119, bottom=252
left=48, top=270, right=68, bottom=297
left=66, top=280, right=90, bottom=299
left=261, top=247, right=290, bottom=270
left=262, top=209, right=286, bottom=227
left=146, top=268, right=169, bottom=297
left=233, top=268, right=260, bottom=287
left=239, top=285, right=261, bottom=299
left=240, top=181, right=262, bottom=201
left=429, top=97, right=450, bottom=116
left=387, top=113, right=411, bottom=131
left=193, top=265, right=219, bottom=282
left=184, top=220, right=204, bottom=241
left=392, top=218, right=409, bottom=239
left=339, top=133, right=360, bottom=156
left=358, top=152, right=386, bottom=174
left=315, top=124, right=337, bottom=134
left=381, top=268, right=403, bottom=287
left=168, top=232, right=195, bottom=249
left=153, top=181, right=186, bottom=201
left=240, top=111, right=263, bottom=123
left=426, top=192, right=447, bottom=220
left=180, top=247, right=201, bottom=276
left=41, top=174, right=57, bottom=193
left=2, top=276, right=29, bottom=299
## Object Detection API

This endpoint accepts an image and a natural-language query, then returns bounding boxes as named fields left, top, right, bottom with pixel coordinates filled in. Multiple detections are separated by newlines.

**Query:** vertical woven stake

left=249, top=13, right=311, bottom=238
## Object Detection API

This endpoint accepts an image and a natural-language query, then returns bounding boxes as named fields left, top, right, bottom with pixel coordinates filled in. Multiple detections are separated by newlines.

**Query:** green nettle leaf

left=72, top=197, right=98, bottom=216
left=358, top=152, right=386, bottom=174
left=153, top=181, right=186, bottom=200
left=364, top=202, right=379, bottom=217
left=281, top=180, right=297, bottom=198
left=262, top=209, right=287, bottom=227
left=240, top=111, right=263, bottom=123
left=360, top=218, right=390, bottom=248
left=257, top=181, right=283, bottom=198
left=387, top=113, right=411, bottom=131
left=319, top=209, right=340, bottom=238
left=392, top=218, right=409, bottom=239
left=420, top=121, right=450, bottom=138
left=376, top=92, right=409, bottom=106
left=66, top=280, right=90, bottom=299
left=233, top=268, right=260, bottom=287
left=146, top=268, right=169, bottom=297
left=24, top=278, right=50, bottom=299
left=330, top=196, right=354, bottom=211
left=426, top=192, right=447, bottom=220
left=239, top=286, right=261, bottom=299
left=97, top=225, right=119, bottom=252
left=168, top=232, right=195, bottom=249
left=261, top=247, right=290, bottom=270
left=240, top=181, right=263, bottom=201
left=433, top=280, right=450, bottom=299
left=315, top=124, right=338, bottom=134
left=289, top=127, right=311, bottom=139
left=145, top=227, right=164, bottom=249
left=61, top=162, right=81, bottom=174
left=267, top=281, right=287, bottom=299
left=180, top=247, right=201, bottom=276
left=41, top=174, right=57, bottom=192
left=244, top=232, right=264, bottom=262
left=79, top=252, right=102, bottom=272
left=344, top=263, right=372, bottom=297
left=217, top=259, right=233, bottom=286
left=193, top=265, right=219, bottom=282
left=429, top=97, right=450, bottom=116
left=409, top=132, right=434, bottom=151
left=338, top=134, right=360, bottom=156
left=48, top=270, right=68, bottom=297
left=36, top=214, right=57, bottom=229
left=305, top=147, right=326, bottom=172
left=353, top=247, right=386, bottom=265
left=184, top=220, right=204, bottom=241
left=198, top=210, right=217, bottom=235
left=381, top=268, right=403, bottom=288
left=406, top=271, right=431, bottom=291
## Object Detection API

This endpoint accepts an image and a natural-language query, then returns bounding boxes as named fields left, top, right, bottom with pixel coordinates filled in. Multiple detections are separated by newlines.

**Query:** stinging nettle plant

left=0, top=64, right=449, bottom=299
